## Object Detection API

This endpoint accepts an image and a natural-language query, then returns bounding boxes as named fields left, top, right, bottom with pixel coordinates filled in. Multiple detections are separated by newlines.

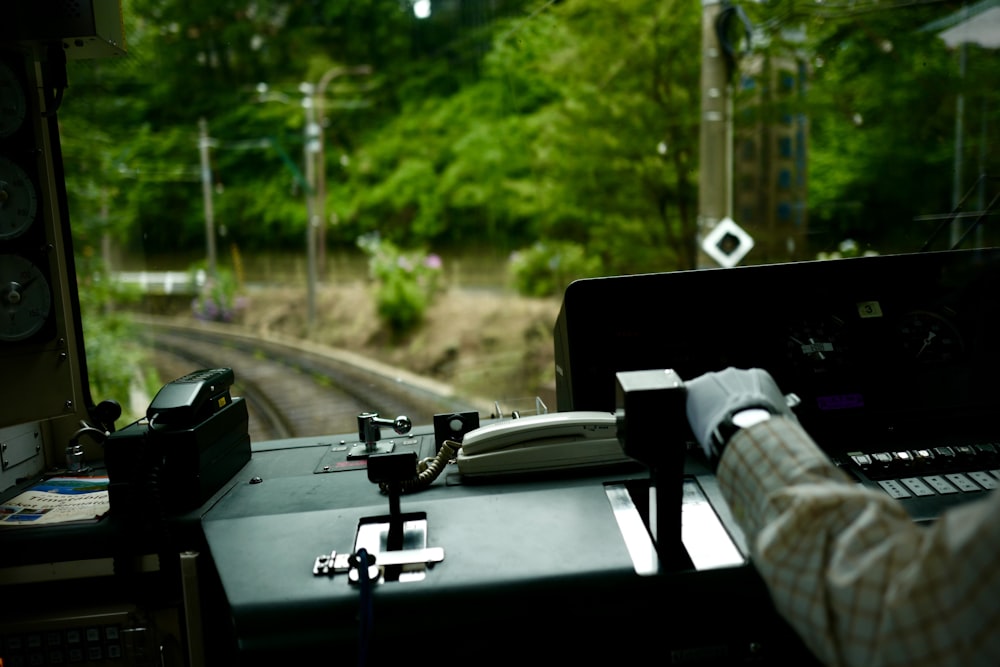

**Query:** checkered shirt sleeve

left=717, top=416, right=1000, bottom=667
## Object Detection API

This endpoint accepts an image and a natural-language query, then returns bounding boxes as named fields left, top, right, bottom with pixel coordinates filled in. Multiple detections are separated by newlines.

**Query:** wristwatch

left=711, top=407, right=773, bottom=454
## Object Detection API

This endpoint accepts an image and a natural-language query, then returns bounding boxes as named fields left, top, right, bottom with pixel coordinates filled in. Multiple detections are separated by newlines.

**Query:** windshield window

left=59, top=0, right=999, bottom=436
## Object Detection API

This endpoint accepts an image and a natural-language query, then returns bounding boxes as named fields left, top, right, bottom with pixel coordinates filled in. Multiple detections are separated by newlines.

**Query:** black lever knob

left=367, top=451, right=418, bottom=486
left=368, top=451, right=417, bottom=552
left=615, top=369, right=688, bottom=467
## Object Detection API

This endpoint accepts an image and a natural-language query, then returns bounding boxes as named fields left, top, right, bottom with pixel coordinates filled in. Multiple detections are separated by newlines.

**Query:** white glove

left=685, top=367, right=797, bottom=461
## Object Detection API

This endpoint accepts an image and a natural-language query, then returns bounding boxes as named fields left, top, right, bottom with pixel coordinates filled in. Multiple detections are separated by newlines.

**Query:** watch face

left=0, top=60, right=27, bottom=139
left=0, top=157, right=39, bottom=240
left=731, top=408, right=772, bottom=430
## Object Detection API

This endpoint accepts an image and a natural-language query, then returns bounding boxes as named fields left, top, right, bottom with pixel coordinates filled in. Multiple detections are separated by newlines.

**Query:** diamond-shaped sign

left=701, top=217, right=754, bottom=268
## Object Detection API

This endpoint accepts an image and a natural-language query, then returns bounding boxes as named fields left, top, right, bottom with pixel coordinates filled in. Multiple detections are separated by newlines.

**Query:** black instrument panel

left=555, top=248, right=1000, bottom=452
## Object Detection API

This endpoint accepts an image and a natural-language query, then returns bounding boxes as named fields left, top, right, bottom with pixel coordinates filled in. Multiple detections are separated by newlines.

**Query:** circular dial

left=0, top=157, right=38, bottom=240
left=0, top=60, right=27, bottom=138
left=897, top=310, right=964, bottom=364
left=786, top=315, right=847, bottom=372
left=0, top=254, right=51, bottom=342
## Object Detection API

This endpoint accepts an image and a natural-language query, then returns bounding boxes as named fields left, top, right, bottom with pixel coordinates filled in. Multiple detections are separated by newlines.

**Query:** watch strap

left=710, top=407, right=773, bottom=455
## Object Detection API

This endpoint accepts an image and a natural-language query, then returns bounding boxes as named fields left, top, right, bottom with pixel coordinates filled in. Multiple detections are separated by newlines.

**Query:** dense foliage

left=60, top=0, right=998, bottom=282
left=357, top=233, right=444, bottom=335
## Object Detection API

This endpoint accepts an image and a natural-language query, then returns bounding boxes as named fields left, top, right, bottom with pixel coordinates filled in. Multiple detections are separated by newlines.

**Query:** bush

left=191, top=266, right=247, bottom=323
left=509, top=241, right=603, bottom=297
left=816, top=238, right=880, bottom=260
left=357, top=234, right=444, bottom=335
left=79, top=266, right=162, bottom=422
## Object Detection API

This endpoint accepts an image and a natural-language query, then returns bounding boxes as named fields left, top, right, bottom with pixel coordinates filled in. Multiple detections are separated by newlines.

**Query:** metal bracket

left=348, top=547, right=445, bottom=583
left=346, top=439, right=395, bottom=459
left=312, top=548, right=444, bottom=584
left=347, top=412, right=411, bottom=459
left=312, top=550, right=354, bottom=576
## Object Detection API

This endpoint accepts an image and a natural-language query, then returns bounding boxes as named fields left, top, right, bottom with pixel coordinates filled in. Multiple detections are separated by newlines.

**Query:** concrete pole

left=315, top=94, right=328, bottom=281
left=301, top=87, right=318, bottom=328
left=198, top=117, right=217, bottom=276
left=698, top=0, right=730, bottom=268
left=313, top=65, right=372, bottom=280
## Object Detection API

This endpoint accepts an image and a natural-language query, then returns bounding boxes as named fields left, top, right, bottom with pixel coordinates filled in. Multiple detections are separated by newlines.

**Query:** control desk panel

left=199, top=424, right=814, bottom=666
left=556, top=248, right=1000, bottom=520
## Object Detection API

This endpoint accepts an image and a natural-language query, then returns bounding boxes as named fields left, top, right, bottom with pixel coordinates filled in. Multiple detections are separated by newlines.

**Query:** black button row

left=848, top=443, right=999, bottom=480
left=0, top=626, right=121, bottom=665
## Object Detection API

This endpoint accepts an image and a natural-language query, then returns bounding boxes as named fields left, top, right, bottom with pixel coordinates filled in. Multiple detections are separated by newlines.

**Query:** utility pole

left=313, top=65, right=372, bottom=279
left=253, top=82, right=322, bottom=327
left=300, top=84, right=319, bottom=328
left=198, top=117, right=218, bottom=277
left=698, top=0, right=731, bottom=268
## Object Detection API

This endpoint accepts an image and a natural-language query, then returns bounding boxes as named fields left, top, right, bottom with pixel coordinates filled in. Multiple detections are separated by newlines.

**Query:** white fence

left=113, top=270, right=206, bottom=295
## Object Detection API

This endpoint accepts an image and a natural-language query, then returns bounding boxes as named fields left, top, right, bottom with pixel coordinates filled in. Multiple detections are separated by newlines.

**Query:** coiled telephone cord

left=377, top=439, right=461, bottom=494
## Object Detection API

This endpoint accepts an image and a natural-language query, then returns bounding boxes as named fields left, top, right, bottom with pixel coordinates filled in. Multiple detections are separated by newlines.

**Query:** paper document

left=0, top=476, right=110, bottom=526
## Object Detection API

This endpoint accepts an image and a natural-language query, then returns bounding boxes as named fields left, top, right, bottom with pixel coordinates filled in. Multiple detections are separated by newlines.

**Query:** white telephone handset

left=456, top=411, right=631, bottom=476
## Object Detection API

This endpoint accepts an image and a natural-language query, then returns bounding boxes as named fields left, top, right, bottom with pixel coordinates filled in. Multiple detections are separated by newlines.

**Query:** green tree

left=339, top=0, right=703, bottom=280
left=516, top=0, right=702, bottom=272
left=746, top=1, right=999, bottom=254
left=60, top=1, right=998, bottom=277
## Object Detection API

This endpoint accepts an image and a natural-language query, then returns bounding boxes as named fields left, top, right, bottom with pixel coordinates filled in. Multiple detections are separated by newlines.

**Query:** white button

left=878, top=480, right=912, bottom=499
left=922, top=475, right=958, bottom=494
left=900, top=477, right=935, bottom=496
left=945, top=473, right=981, bottom=492
left=968, top=471, right=998, bottom=489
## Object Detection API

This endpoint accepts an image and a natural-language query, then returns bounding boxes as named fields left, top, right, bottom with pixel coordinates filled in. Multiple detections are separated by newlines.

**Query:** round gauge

left=786, top=315, right=847, bottom=372
left=896, top=310, right=964, bottom=364
left=0, top=157, right=38, bottom=240
left=0, top=60, right=27, bottom=138
left=0, top=254, right=51, bottom=342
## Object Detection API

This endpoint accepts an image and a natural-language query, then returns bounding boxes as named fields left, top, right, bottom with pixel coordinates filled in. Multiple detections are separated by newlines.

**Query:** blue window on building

left=780, top=71, right=795, bottom=92
left=794, top=201, right=806, bottom=226
left=777, top=201, right=792, bottom=221
left=778, top=136, right=792, bottom=158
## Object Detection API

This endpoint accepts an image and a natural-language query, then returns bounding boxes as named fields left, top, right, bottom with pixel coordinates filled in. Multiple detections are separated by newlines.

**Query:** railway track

left=137, top=318, right=485, bottom=443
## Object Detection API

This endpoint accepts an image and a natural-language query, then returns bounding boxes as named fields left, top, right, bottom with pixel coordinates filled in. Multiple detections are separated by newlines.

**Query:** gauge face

left=0, top=60, right=27, bottom=138
left=0, top=157, right=38, bottom=240
left=0, top=254, right=51, bottom=342
left=897, top=310, right=964, bottom=364
left=786, top=315, right=847, bottom=373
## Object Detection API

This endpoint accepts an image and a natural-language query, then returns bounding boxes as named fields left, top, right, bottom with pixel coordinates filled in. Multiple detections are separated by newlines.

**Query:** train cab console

left=2, top=6, right=999, bottom=667
left=193, top=248, right=1000, bottom=665
left=7, top=241, right=999, bottom=665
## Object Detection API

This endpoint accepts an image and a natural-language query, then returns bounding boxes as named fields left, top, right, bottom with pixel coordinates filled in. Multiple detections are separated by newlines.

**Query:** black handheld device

left=146, top=367, right=235, bottom=429
left=107, top=367, right=250, bottom=521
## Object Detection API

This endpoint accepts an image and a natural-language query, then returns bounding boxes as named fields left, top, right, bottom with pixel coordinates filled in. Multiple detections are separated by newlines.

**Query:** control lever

left=367, top=452, right=418, bottom=551
left=358, top=451, right=443, bottom=583
left=615, top=369, right=691, bottom=571
left=312, top=451, right=445, bottom=583
left=348, top=412, right=412, bottom=459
